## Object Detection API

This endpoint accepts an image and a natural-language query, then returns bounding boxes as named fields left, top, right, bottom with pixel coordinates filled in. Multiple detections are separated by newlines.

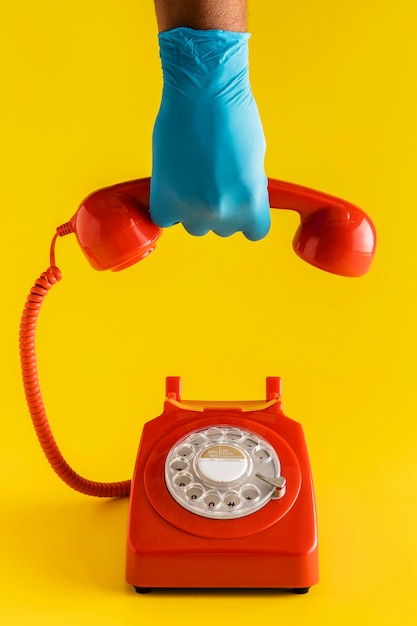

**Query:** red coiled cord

left=19, top=233, right=131, bottom=498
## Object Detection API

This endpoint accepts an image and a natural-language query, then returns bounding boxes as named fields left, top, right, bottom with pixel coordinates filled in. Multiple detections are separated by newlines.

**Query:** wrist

left=154, top=0, right=247, bottom=33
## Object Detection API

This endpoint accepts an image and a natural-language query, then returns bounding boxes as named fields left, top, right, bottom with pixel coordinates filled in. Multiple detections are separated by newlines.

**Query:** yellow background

left=1, top=1, right=416, bottom=624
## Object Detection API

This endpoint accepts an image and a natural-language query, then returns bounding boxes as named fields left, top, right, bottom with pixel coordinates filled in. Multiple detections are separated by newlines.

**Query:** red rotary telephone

left=19, top=177, right=376, bottom=593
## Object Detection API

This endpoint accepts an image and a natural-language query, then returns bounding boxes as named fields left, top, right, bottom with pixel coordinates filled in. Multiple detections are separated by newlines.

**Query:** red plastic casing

left=126, top=377, right=319, bottom=591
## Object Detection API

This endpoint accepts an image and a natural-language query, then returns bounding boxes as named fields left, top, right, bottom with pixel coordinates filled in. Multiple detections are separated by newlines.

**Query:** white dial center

left=197, top=445, right=248, bottom=483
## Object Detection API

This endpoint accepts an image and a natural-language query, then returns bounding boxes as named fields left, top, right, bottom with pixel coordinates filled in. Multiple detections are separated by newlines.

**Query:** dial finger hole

left=174, top=473, right=192, bottom=489
left=223, top=491, right=242, bottom=511
left=242, top=437, right=259, bottom=451
left=225, top=428, right=243, bottom=443
left=253, top=447, right=272, bottom=463
left=170, top=458, right=189, bottom=473
left=203, top=491, right=222, bottom=510
left=175, top=445, right=194, bottom=459
left=189, top=433, right=206, bottom=448
left=206, top=428, right=223, bottom=442
left=241, top=485, right=261, bottom=503
left=185, top=484, right=204, bottom=502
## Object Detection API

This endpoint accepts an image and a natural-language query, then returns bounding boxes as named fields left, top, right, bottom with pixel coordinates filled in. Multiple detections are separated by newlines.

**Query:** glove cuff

left=158, top=27, right=251, bottom=86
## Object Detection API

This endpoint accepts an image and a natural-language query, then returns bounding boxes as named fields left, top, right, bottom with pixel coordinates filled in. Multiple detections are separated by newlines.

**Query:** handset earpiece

left=268, top=178, right=376, bottom=277
left=68, top=178, right=161, bottom=271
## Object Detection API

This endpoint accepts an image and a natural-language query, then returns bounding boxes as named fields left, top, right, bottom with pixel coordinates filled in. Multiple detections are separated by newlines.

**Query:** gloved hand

left=150, top=27, right=271, bottom=241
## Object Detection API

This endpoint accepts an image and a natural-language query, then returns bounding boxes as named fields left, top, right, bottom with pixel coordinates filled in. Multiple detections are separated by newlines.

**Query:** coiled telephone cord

left=19, top=233, right=131, bottom=498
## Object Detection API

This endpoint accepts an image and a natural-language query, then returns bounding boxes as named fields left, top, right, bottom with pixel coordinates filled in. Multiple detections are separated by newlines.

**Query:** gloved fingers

left=241, top=212, right=271, bottom=241
left=150, top=182, right=271, bottom=240
left=149, top=204, right=177, bottom=229
left=149, top=183, right=180, bottom=228
left=211, top=211, right=271, bottom=240
left=181, top=220, right=211, bottom=237
left=182, top=211, right=271, bottom=240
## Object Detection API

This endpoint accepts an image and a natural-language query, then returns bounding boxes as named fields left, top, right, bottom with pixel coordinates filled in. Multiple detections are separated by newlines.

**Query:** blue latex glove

left=150, top=27, right=270, bottom=241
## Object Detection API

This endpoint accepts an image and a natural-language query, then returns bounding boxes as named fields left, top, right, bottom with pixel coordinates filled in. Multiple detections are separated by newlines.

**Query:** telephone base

left=126, top=377, right=318, bottom=593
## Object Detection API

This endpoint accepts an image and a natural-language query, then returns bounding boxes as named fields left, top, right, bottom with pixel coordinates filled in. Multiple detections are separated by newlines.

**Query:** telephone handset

left=68, top=176, right=376, bottom=277
left=19, top=177, right=376, bottom=593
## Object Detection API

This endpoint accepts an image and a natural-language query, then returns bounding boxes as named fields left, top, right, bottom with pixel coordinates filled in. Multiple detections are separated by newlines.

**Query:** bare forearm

left=154, top=0, right=247, bottom=32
